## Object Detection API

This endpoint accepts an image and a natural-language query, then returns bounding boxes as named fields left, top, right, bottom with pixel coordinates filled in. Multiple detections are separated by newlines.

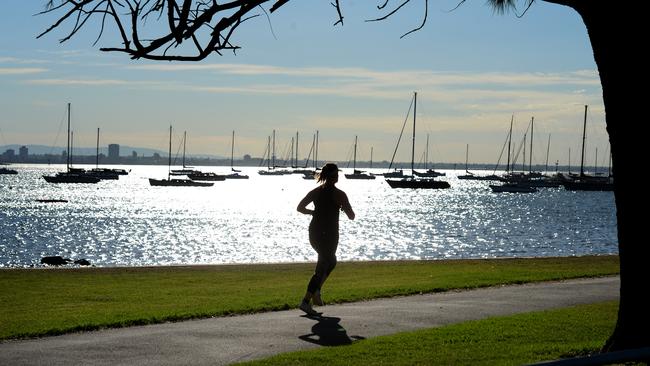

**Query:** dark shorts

left=309, top=223, right=339, bottom=255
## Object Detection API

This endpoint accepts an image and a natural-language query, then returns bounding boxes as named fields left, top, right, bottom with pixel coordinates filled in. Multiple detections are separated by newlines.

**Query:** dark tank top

left=310, top=185, right=340, bottom=232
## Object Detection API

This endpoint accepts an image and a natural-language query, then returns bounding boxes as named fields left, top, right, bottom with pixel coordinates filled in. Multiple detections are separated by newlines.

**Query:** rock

left=74, top=259, right=91, bottom=266
left=40, top=256, right=72, bottom=266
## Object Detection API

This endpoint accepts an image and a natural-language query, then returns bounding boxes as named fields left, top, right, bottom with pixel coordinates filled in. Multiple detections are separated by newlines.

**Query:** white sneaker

left=312, top=291, right=324, bottom=306
left=299, top=301, right=320, bottom=316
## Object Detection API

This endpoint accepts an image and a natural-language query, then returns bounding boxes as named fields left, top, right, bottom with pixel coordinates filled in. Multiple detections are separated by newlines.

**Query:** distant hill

left=0, top=144, right=225, bottom=159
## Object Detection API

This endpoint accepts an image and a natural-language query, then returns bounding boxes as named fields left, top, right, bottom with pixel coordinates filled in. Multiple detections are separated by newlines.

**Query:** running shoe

left=299, top=301, right=320, bottom=316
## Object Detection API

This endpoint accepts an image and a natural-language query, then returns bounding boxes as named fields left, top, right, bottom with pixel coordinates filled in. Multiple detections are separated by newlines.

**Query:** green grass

left=0, top=255, right=619, bottom=340
left=239, top=301, right=618, bottom=366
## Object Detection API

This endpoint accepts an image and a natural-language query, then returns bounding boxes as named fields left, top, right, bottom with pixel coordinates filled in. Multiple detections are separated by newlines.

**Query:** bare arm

left=297, top=189, right=316, bottom=215
left=339, top=191, right=355, bottom=220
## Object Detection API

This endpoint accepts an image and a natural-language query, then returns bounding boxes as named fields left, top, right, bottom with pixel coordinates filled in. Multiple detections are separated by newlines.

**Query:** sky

left=0, top=1, right=610, bottom=169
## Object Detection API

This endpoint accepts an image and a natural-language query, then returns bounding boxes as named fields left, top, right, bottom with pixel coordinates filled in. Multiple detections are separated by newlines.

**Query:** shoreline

left=0, top=253, right=620, bottom=271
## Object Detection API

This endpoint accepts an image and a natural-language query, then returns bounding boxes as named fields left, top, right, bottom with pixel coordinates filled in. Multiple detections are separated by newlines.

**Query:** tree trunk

left=571, top=2, right=649, bottom=352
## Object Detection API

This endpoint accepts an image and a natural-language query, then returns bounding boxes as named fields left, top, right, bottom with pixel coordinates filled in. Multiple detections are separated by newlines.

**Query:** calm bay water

left=0, top=164, right=618, bottom=267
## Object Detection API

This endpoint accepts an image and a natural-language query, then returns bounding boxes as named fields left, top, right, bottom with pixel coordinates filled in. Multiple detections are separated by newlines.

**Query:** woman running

left=297, top=163, right=355, bottom=315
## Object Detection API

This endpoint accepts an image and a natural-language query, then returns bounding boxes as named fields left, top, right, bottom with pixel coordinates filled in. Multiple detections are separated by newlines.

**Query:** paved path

left=0, top=276, right=619, bottom=365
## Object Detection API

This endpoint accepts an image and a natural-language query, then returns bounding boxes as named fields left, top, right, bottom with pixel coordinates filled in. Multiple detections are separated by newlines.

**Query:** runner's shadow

left=299, top=315, right=365, bottom=346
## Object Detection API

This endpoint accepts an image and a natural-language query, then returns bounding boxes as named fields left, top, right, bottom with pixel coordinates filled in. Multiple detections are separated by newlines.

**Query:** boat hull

left=386, top=178, right=450, bottom=189
left=43, top=174, right=100, bottom=184
left=223, top=173, right=249, bottom=179
left=344, top=174, right=376, bottom=180
left=187, top=173, right=226, bottom=181
left=148, top=178, right=214, bottom=187
left=489, top=184, right=537, bottom=193
left=0, top=168, right=18, bottom=175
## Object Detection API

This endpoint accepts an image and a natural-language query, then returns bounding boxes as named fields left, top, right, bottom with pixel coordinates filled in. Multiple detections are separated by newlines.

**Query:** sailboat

left=385, top=92, right=450, bottom=189
left=561, top=105, right=613, bottom=191
left=299, top=132, right=319, bottom=179
left=489, top=116, right=537, bottom=193
left=149, top=126, right=214, bottom=187
left=169, top=131, right=199, bottom=176
left=43, top=103, right=101, bottom=184
left=224, top=130, right=249, bottom=179
left=344, top=136, right=375, bottom=180
left=457, top=144, right=476, bottom=180
left=86, top=128, right=123, bottom=180
left=413, top=134, right=445, bottom=177
left=258, top=130, right=290, bottom=175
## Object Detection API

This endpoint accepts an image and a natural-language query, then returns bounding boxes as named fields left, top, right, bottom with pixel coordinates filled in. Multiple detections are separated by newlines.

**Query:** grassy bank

left=240, top=301, right=618, bottom=365
left=0, top=255, right=618, bottom=340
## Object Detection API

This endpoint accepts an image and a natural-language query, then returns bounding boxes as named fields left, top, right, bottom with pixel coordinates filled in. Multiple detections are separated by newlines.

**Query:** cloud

left=129, top=63, right=600, bottom=87
left=0, top=55, right=52, bottom=65
left=24, top=78, right=132, bottom=85
left=0, top=67, right=48, bottom=75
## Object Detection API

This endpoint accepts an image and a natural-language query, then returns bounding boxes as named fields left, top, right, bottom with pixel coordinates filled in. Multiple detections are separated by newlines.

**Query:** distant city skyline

left=1, top=2, right=608, bottom=167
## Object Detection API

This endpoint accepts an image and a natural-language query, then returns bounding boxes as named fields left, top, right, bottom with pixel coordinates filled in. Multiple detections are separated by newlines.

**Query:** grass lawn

left=238, top=301, right=618, bottom=365
left=0, top=255, right=618, bottom=340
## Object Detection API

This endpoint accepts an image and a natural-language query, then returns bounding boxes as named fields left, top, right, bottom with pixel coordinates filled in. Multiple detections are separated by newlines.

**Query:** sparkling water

left=0, top=164, right=618, bottom=267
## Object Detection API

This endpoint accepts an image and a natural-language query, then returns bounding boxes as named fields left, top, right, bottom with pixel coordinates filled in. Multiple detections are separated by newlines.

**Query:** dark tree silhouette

left=39, top=0, right=647, bottom=352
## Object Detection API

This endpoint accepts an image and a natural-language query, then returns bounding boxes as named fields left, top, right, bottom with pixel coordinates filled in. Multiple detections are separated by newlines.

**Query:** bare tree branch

left=400, top=0, right=427, bottom=39
left=366, top=0, right=412, bottom=23
left=331, top=0, right=344, bottom=26
left=38, top=0, right=437, bottom=61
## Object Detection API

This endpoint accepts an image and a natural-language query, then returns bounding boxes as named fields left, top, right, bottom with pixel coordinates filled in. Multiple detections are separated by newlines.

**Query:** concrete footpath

left=0, top=276, right=619, bottom=366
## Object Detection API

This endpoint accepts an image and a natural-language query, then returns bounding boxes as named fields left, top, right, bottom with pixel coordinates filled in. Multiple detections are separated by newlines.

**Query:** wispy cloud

left=129, top=63, right=600, bottom=87
left=0, top=55, right=54, bottom=65
left=0, top=67, right=47, bottom=75
left=25, top=78, right=132, bottom=86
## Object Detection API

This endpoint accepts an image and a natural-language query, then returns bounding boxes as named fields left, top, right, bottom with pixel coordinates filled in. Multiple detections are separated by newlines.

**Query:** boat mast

left=506, top=114, right=513, bottom=174
left=167, top=125, right=172, bottom=180
left=295, top=131, right=299, bottom=168
left=529, top=116, right=534, bottom=173
left=290, top=137, right=294, bottom=168
left=425, top=134, right=430, bottom=170
left=353, top=136, right=358, bottom=171
left=608, top=151, right=612, bottom=177
left=96, top=127, right=100, bottom=169
left=272, top=130, right=276, bottom=169
left=314, top=130, right=318, bottom=169
left=545, top=134, right=551, bottom=174
left=231, top=130, right=235, bottom=170
left=465, top=144, right=469, bottom=172
left=182, top=131, right=186, bottom=168
left=370, top=146, right=373, bottom=169
left=267, top=136, right=271, bottom=169
left=523, top=132, right=527, bottom=173
left=411, top=92, right=417, bottom=175
left=580, top=105, right=587, bottom=177
left=66, top=103, right=71, bottom=172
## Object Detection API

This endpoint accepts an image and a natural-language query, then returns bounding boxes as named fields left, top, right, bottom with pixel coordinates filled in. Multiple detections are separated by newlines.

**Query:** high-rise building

left=108, top=144, right=120, bottom=161
left=19, top=146, right=28, bottom=161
